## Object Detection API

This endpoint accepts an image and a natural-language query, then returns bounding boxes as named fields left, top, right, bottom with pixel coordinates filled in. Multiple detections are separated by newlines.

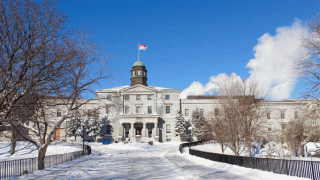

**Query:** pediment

left=120, top=84, right=157, bottom=93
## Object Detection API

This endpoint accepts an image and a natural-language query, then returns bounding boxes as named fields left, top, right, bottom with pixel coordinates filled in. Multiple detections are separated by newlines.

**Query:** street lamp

left=83, top=125, right=85, bottom=155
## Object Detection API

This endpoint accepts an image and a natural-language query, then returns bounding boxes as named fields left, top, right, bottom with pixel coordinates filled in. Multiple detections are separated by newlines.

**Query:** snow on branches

left=191, top=109, right=209, bottom=141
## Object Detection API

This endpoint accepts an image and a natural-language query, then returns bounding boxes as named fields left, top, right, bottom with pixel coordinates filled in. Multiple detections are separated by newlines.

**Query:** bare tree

left=283, top=117, right=307, bottom=157
left=298, top=13, right=320, bottom=99
left=0, top=0, right=112, bottom=170
left=209, top=77, right=266, bottom=156
left=207, top=109, right=226, bottom=153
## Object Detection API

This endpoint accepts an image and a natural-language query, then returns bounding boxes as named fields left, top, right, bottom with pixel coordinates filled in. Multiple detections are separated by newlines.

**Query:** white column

left=142, top=123, right=146, bottom=138
left=130, top=123, right=134, bottom=139
left=152, top=123, right=156, bottom=137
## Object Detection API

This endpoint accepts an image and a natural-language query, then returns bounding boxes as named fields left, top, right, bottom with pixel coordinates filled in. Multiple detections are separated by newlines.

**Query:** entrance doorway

left=134, top=123, right=143, bottom=137
left=124, top=124, right=131, bottom=138
left=147, top=123, right=154, bottom=138
left=55, top=129, right=61, bottom=140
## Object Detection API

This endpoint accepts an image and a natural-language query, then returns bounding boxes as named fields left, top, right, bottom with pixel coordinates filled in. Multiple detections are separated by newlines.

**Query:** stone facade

left=1, top=60, right=319, bottom=143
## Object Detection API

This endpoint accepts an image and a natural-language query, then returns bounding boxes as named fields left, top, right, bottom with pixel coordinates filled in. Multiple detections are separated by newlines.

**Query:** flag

left=139, top=44, right=147, bottom=50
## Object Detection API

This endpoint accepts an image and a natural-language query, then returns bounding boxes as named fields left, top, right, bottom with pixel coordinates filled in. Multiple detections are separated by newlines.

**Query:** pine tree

left=175, top=111, right=186, bottom=141
left=86, top=117, right=103, bottom=141
left=191, top=109, right=208, bottom=141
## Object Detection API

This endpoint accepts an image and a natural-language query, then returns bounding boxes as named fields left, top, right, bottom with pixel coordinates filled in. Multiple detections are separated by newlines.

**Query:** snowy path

left=11, top=143, right=309, bottom=180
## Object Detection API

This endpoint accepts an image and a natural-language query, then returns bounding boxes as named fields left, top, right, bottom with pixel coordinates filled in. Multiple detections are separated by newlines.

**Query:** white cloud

left=180, top=19, right=309, bottom=100
left=246, top=19, right=308, bottom=100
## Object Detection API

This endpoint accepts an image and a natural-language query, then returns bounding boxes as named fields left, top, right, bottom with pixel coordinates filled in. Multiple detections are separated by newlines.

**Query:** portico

left=118, top=114, right=159, bottom=142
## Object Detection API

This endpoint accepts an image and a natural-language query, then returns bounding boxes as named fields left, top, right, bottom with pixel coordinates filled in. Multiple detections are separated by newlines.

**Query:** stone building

left=1, top=60, right=319, bottom=143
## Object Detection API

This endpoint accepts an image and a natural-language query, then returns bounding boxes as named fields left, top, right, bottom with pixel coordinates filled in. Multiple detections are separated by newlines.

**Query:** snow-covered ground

left=192, top=142, right=320, bottom=161
left=0, top=142, right=82, bottom=162
left=8, top=142, right=309, bottom=179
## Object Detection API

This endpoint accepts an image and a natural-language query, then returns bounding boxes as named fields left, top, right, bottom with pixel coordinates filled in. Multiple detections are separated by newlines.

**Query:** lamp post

left=83, top=125, right=85, bottom=155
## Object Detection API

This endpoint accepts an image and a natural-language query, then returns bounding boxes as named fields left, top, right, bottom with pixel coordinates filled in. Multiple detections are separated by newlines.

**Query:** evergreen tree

left=191, top=109, right=208, bottom=141
left=175, top=111, right=186, bottom=141
left=86, top=117, right=103, bottom=141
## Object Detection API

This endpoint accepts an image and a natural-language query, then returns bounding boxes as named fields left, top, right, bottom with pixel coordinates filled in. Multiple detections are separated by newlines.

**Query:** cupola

left=130, top=60, right=147, bottom=86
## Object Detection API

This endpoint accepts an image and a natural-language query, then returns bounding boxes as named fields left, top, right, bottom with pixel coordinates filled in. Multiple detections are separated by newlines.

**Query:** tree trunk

left=220, top=142, right=225, bottom=153
left=10, top=128, right=17, bottom=155
left=38, top=147, right=47, bottom=170
left=301, top=144, right=305, bottom=157
left=247, top=140, right=252, bottom=156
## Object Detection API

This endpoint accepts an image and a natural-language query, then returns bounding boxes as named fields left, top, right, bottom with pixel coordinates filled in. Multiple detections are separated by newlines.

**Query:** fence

left=0, top=144, right=91, bottom=179
left=189, top=148, right=320, bottom=180
left=179, top=140, right=214, bottom=153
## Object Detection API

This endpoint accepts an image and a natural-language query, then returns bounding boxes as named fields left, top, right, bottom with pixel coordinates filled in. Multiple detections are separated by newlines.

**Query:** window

left=294, top=111, right=298, bottom=119
left=133, top=71, right=135, bottom=77
left=147, top=95, right=152, bottom=100
left=166, top=124, right=171, bottom=133
left=144, top=71, right=146, bottom=76
left=125, top=106, right=129, bottom=114
left=57, top=109, right=61, bottom=117
left=136, top=106, right=141, bottom=113
left=166, top=106, right=170, bottom=114
left=124, top=124, right=130, bottom=138
left=106, top=107, right=111, bottom=114
left=166, top=139, right=171, bottom=142
left=311, top=119, right=318, bottom=126
left=107, top=95, right=112, bottom=101
left=267, top=112, right=270, bottom=119
left=281, top=123, right=287, bottom=130
left=148, top=106, right=152, bottom=114
left=215, top=108, right=219, bottom=116
left=165, top=95, right=170, bottom=100
left=124, top=95, right=129, bottom=101
left=185, top=109, right=189, bottom=116
left=280, top=111, right=285, bottom=119
left=136, top=95, right=141, bottom=100
left=138, top=71, right=141, bottom=76
left=199, top=109, right=204, bottom=116
left=87, top=110, right=92, bottom=118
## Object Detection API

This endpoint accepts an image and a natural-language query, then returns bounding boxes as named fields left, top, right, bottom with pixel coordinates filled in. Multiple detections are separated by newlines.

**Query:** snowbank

left=0, top=142, right=82, bottom=162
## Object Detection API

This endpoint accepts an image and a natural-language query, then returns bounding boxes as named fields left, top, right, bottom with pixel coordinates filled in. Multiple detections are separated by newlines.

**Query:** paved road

left=10, top=143, right=280, bottom=180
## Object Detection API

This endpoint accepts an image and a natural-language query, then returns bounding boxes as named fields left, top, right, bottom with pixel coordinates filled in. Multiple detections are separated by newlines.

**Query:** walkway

left=11, top=143, right=304, bottom=180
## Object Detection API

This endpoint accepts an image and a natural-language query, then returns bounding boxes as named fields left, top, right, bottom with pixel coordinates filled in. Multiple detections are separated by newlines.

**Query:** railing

left=179, top=140, right=214, bottom=153
left=189, top=148, right=320, bottom=180
left=0, top=144, right=91, bottom=179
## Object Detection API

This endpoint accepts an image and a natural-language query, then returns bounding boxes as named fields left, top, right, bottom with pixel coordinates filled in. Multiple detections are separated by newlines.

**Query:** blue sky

left=59, top=0, right=319, bottom=100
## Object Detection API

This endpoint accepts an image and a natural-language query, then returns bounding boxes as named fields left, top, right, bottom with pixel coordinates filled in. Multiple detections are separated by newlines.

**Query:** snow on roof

left=96, top=85, right=130, bottom=92
left=97, top=85, right=180, bottom=93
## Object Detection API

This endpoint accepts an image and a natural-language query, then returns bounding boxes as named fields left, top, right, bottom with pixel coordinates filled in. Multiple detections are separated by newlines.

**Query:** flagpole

left=138, top=43, right=139, bottom=61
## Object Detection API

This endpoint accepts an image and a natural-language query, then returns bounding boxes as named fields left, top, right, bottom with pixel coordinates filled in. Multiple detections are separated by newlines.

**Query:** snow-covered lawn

left=192, top=142, right=320, bottom=161
left=0, top=142, right=82, bottom=162
left=9, top=142, right=310, bottom=179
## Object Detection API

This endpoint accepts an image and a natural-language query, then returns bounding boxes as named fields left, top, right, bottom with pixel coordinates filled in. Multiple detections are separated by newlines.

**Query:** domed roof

left=133, top=60, right=145, bottom=67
